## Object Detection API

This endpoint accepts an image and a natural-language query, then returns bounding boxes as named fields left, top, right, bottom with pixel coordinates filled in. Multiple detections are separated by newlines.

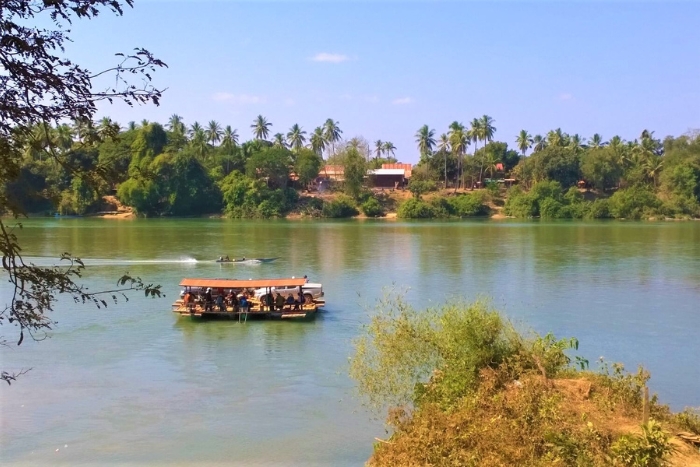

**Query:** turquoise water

left=1, top=219, right=699, bottom=465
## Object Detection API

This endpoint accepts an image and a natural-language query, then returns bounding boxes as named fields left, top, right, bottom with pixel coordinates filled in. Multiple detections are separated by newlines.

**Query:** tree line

left=5, top=112, right=700, bottom=220
left=410, top=121, right=700, bottom=219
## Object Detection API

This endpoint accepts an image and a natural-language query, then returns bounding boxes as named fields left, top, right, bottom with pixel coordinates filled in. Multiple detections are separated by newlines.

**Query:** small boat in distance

left=215, top=256, right=279, bottom=263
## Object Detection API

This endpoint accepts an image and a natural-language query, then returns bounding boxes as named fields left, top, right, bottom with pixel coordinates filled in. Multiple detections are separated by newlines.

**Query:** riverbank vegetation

left=3, top=113, right=700, bottom=220
left=349, top=296, right=700, bottom=466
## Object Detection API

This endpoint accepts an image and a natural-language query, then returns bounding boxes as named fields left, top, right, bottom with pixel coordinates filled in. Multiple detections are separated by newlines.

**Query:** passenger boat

left=215, top=257, right=279, bottom=263
left=172, top=277, right=322, bottom=320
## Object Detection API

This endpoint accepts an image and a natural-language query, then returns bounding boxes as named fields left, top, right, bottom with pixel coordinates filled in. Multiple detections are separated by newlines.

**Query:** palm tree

left=221, top=126, right=238, bottom=150
left=479, top=115, right=496, bottom=148
left=484, top=151, right=500, bottom=179
left=373, top=140, right=383, bottom=159
left=569, top=134, right=583, bottom=151
left=127, top=121, right=137, bottom=132
left=286, top=123, right=307, bottom=151
left=516, top=130, right=532, bottom=156
left=469, top=118, right=481, bottom=155
left=449, top=122, right=468, bottom=189
left=97, top=117, right=119, bottom=141
left=533, top=134, right=547, bottom=152
left=206, top=120, right=222, bottom=146
left=589, top=133, right=605, bottom=149
left=609, top=135, right=623, bottom=150
left=310, top=127, right=326, bottom=156
left=547, top=128, right=565, bottom=147
left=415, top=125, right=436, bottom=157
left=53, top=124, right=74, bottom=152
left=272, top=133, right=286, bottom=148
left=251, top=115, right=272, bottom=140
left=167, top=114, right=185, bottom=134
left=438, top=133, right=450, bottom=188
left=140, top=119, right=150, bottom=127
left=189, top=122, right=203, bottom=139
left=322, top=118, right=342, bottom=156
left=643, top=157, right=664, bottom=187
left=382, top=141, right=396, bottom=158
left=72, top=118, right=94, bottom=143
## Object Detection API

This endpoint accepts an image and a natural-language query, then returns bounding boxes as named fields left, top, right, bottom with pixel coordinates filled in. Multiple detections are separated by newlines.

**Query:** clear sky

left=69, top=1, right=700, bottom=163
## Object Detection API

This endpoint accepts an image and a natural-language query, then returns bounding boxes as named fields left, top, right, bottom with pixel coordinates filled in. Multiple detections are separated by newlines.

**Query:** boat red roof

left=179, top=278, right=307, bottom=289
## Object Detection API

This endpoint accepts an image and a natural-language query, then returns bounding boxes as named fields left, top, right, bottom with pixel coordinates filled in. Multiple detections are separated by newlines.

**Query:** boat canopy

left=179, top=278, right=307, bottom=289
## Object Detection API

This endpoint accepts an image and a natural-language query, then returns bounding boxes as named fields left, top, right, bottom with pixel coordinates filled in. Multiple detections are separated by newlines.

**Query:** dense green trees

left=5, top=107, right=700, bottom=221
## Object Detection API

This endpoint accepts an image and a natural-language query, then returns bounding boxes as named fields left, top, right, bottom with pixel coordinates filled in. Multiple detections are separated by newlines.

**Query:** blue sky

left=69, top=1, right=700, bottom=163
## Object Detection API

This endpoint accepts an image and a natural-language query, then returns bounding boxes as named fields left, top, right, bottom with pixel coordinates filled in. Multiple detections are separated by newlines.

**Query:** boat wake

left=22, top=256, right=200, bottom=267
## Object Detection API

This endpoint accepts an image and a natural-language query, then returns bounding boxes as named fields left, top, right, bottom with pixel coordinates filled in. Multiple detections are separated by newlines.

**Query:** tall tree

left=251, top=115, right=272, bottom=140
left=382, top=141, right=397, bottom=158
left=449, top=122, right=468, bottom=189
left=221, top=126, right=239, bottom=150
left=479, top=115, right=496, bottom=148
left=589, top=134, right=605, bottom=149
left=516, top=130, right=532, bottom=156
left=533, top=134, right=547, bottom=152
left=286, top=123, right=307, bottom=151
left=374, top=140, right=384, bottom=159
left=438, top=133, right=450, bottom=187
left=167, top=114, right=185, bottom=135
left=272, top=133, right=287, bottom=148
left=0, top=0, right=165, bottom=383
left=323, top=118, right=342, bottom=156
left=415, top=125, right=436, bottom=157
left=469, top=118, right=482, bottom=155
left=310, top=127, right=326, bottom=156
left=206, top=120, right=222, bottom=146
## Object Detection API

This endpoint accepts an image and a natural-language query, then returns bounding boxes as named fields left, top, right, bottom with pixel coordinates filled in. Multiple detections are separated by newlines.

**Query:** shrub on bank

left=361, top=196, right=384, bottom=217
left=608, top=186, right=661, bottom=219
left=322, top=195, right=359, bottom=218
left=350, top=297, right=698, bottom=467
left=397, top=198, right=436, bottom=219
left=398, top=193, right=489, bottom=219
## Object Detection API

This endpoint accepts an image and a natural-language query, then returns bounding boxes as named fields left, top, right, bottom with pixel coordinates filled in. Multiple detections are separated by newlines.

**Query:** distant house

left=368, top=163, right=413, bottom=189
left=319, top=165, right=344, bottom=182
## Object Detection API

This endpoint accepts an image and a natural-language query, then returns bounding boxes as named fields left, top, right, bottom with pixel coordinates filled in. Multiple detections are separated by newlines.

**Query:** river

left=1, top=219, right=699, bottom=465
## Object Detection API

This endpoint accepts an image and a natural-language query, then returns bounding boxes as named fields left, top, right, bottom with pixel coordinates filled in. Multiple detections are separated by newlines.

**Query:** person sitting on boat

left=225, top=255, right=230, bottom=261
left=216, top=293, right=225, bottom=312
left=204, top=287, right=213, bottom=312
left=219, top=256, right=223, bottom=262
left=275, top=293, right=285, bottom=311
left=285, top=294, right=295, bottom=309
left=304, top=275, right=309, bottom=283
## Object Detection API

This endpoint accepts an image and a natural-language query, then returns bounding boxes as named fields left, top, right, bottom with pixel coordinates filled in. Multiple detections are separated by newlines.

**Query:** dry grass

left=369, top=370, right=700, bottom=467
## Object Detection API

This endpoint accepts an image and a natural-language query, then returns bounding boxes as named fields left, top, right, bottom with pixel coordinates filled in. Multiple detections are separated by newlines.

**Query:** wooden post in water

left=642, top=385, right=650, bottom=424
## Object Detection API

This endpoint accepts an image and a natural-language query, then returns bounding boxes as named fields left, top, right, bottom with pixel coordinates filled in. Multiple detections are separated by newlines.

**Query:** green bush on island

left=350, top=296, right=700, bottom=466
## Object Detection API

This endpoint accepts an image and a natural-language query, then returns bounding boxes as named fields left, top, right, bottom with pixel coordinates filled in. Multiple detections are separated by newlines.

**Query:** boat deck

left=172, top=300, right=319, bottom=320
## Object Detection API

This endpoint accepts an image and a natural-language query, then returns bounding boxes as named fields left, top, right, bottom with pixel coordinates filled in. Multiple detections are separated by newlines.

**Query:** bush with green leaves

left=448, top=192, right=489, bottom=217
left=397, top=198, right=437, bottom=219
left=361, top=196, right=384, bottom=217
left=322, top=195, right=358, bottom=218
left=611, top=421, right=671, bottom=467
left=608, top=186, right=661, bottom=219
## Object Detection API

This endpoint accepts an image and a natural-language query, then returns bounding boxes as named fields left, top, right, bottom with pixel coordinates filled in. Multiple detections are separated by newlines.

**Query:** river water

left=1, top=219, right=699, bottom=465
